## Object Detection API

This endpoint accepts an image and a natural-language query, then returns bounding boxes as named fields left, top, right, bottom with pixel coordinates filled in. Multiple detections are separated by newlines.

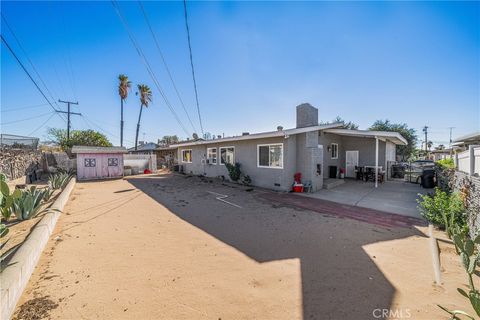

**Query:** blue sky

left=1, top=1, right=479, bottom=148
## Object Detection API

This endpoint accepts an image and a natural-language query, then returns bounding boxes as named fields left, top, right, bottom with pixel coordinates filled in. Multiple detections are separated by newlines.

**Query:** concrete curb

left=0, top=178, right=76, bottom=320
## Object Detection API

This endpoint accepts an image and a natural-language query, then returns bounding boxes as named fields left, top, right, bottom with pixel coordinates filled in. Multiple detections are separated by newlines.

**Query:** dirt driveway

left=13, top=173, right=468, bottom=319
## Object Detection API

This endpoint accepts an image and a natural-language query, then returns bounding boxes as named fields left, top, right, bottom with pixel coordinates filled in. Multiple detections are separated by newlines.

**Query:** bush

left=225, top=162, right=241, bottom=181
left=417, top=187, right=467, bottom=237
left=436, top=158, right=455, bottom=170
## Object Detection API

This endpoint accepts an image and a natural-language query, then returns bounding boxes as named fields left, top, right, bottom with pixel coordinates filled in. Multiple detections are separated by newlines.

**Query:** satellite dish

left=192, top=133, right=199, bottom=140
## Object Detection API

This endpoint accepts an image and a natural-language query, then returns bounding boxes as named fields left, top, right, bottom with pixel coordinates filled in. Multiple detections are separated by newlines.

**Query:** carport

left=323, top=129, right=408, bottom=188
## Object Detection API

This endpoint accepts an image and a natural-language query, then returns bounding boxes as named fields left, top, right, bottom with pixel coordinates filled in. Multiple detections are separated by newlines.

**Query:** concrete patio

left=301, top=179, right=429, bottom=218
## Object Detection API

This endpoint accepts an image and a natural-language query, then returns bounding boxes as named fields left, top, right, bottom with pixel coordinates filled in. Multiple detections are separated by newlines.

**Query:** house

left=452, top=132, right=480, bottom=151
left=171, top=103, right=407, bottom=192
left=72, top=146, right=127, bottom=180
left=430, top=149, right=454, bottom=161
left=127, top=142, right=159, bottom=154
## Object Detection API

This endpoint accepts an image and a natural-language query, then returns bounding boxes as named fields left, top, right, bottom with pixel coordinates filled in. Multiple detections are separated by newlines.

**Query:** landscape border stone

left=0, top=177, right=76, bottom=320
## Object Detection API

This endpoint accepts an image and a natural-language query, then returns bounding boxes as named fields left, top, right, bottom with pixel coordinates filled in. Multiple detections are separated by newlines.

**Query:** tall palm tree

left=118, top=74, right=131, bottom=147
left=135, top=84, right=152, bottom=150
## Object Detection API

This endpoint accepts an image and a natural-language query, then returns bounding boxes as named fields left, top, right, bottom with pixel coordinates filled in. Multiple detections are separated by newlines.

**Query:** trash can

left=421, top=169, right=435, bottom=188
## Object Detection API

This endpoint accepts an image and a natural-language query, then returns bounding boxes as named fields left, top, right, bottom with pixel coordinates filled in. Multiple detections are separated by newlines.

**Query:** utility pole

left=422, top=126, right=428, bottom=157
left=448, top=127, right=455, bottom=148
left=57, top=100, right=81, bottom=142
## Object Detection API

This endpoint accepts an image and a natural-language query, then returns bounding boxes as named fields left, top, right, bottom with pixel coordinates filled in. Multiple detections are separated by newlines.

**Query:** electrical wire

left=2, top=103, right=50, bottom=112
left=111, top=0, right=191, bottom=138
left=138, top=1, right=198, bottom=134
left=1, top=111, right=53, bottom=125
left=1, top=35, right=66, bottom=123
left=183, top=0, right=204, bottom=136
left=1, top=13, right=66, bottom=120
left=28, top=112, right=57, bottom=136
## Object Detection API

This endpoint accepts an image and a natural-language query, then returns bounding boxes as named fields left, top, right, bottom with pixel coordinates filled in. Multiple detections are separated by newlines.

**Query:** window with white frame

left=220, top=147, right=235, bottom=165
left=207, top=147, right=217, bottom=164
left=257, top=143, right=283, bottom=168
left=331, top=143, right=338, bottom=159
left=181, top=149, right=192, bottom=163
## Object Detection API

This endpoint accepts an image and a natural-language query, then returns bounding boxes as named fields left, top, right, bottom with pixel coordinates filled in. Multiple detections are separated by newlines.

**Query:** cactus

left=0, top=174, right=22, bottom=221
left=439, top=230, right=480, bottom=318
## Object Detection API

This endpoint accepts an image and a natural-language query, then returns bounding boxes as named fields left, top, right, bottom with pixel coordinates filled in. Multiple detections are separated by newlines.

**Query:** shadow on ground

left=128, top=174, right=425, bottom=319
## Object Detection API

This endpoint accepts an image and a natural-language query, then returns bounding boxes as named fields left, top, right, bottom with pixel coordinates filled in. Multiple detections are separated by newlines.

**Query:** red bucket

left=292, top=184, right=304, bottom=193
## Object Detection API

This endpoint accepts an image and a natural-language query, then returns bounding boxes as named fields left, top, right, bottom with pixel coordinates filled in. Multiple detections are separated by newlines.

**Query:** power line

left=138, top=1, right=198, bottom=134
left=111, top=0, right=191, bottom=137
left=1, top=111, right=53, bottom=125
left=2, top=103, right=50, bottom=112
left=28, top=112, right=57, bottom=136
left=0, top=35, right=66, bottom=124
left=183, top=0, right=204, bottom=136
left=1, top=14, right=66, bottom=120
left=57, top=99, right=81, bottom=141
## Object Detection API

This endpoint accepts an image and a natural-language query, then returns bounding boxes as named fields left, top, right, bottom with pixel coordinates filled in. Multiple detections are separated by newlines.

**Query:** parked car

left=404, top=160, right=434, bottom=184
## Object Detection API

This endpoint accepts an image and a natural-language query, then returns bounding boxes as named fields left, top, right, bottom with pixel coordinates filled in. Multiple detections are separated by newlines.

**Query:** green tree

left=159, top=135, right=179, bottom=146
left=320, top=116, right=359, bottom=130
left=135, top=84, right=152, bottom=150
left=369, top=120, right=418, bottom=161
left=118, top=74, right=131, bottom=147
left=48, top=128, right=112, bottom=150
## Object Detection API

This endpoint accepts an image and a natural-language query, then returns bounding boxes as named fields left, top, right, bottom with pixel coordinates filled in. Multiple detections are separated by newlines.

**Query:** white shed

left=72, top=146, right=127, bottom=181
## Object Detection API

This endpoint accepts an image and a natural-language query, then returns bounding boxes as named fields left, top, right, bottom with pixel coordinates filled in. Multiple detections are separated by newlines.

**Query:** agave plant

left=48, top=172, right=71, bottom=190
left=0, top=174, right=22, bottom=221
left=12, top=186, right=45, bottom=221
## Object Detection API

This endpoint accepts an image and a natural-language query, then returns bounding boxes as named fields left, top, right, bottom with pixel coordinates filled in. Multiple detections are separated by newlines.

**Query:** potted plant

left=339, top=168, right=345, bottom=179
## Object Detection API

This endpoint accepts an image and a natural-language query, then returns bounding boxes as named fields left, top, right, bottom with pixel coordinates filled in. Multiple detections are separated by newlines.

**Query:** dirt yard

left=12, top=173, right=470, bottom=319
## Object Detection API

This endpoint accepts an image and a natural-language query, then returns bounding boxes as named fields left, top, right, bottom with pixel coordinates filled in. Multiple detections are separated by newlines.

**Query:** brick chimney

left=296, top=103, right=318, bottom=128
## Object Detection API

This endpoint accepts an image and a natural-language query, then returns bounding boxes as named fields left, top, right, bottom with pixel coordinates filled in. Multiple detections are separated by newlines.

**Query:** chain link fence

left=0, top=134, right=39, bottom=150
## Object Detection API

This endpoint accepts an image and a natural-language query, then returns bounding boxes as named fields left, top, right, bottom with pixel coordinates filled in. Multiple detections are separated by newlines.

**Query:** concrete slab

left=301, top=179, right=429, bottom=218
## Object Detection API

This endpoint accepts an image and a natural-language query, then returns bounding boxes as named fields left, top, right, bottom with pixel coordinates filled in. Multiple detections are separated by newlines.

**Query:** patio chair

left=303, top=180, right=313, bottom=193
left=355, top=166, right=364, bottom=180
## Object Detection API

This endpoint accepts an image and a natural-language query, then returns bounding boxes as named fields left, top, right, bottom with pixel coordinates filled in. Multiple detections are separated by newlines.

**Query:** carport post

left=375, top=137, right=379, bottom=188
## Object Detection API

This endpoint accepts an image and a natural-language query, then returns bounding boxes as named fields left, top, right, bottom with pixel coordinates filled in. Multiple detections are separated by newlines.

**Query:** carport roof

left=170, top=123, right=344, bottom=147
left=71, top=146, right=127, bottom=154
left=323, top=129, right=408, bottom=145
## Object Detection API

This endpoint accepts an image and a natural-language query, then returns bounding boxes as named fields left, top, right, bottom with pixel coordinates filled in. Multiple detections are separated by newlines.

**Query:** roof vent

left=242, top=132, right=250, bottom=136
left=277, top=126, right=284, bottom=131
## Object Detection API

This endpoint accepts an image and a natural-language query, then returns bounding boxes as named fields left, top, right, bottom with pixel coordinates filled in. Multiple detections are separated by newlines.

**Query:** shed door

left=345, top=151, right=359, bottom=178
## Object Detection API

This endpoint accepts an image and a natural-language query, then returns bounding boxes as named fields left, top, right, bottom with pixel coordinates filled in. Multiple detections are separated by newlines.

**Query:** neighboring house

left=430, top=149, right=454, bottom=161
left=171, top=103, right=407, bottom=192
left=452, top=132, right=480, bottom=151
left=127, top=142, right=159, bottom=154
left=72, top=146, right=127, bottom=180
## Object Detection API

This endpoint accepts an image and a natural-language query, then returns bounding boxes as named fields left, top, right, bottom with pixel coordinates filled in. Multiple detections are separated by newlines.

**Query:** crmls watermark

left=372, top=308, right=412, bottom=319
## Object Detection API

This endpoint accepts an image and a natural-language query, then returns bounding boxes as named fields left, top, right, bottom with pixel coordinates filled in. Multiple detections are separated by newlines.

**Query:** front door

left=345, top=151, right=359, bottom=178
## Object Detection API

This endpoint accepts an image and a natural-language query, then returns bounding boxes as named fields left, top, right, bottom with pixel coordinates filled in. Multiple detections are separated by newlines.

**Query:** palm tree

left=135, top=84, right=152, bottom=150
left=118, top=74, right=131, bottom=147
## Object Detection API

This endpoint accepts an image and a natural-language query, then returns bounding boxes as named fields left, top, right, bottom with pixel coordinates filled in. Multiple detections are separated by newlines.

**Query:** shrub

left=417, top=188, right=467, bottom=237
left=436, top=158, right=455, bottom=170
left=225, top=162, right=241, bottom=181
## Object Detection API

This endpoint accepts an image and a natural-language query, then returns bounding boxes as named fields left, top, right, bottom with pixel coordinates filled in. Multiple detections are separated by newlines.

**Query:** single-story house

left=430, top=149, right=454, bottom=161
left=127, top=142, right=159, bottom=154
left=171, top=103, right=407, bottom=192
left=72, top=146, right=127, bottom=180
left=452, top=132, right=480, bottom=151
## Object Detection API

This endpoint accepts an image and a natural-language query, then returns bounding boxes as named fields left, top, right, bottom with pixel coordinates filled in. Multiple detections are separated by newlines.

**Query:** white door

left=345, top=151, right=359, bottom=178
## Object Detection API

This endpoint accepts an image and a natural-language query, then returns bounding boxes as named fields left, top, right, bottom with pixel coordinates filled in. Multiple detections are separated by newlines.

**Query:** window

left=331, top=143, right=338, bottom=159
left=220, top=147, right=235, bottom=165
left=257, top=143, right=283, bottom=169
left=207, top=148, right=217, bottom=164
left=182, top=149, right=192, bottom=163
left=108, top=158, right=118, bottom=166
left=84, top=158, right=96, bottom=167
